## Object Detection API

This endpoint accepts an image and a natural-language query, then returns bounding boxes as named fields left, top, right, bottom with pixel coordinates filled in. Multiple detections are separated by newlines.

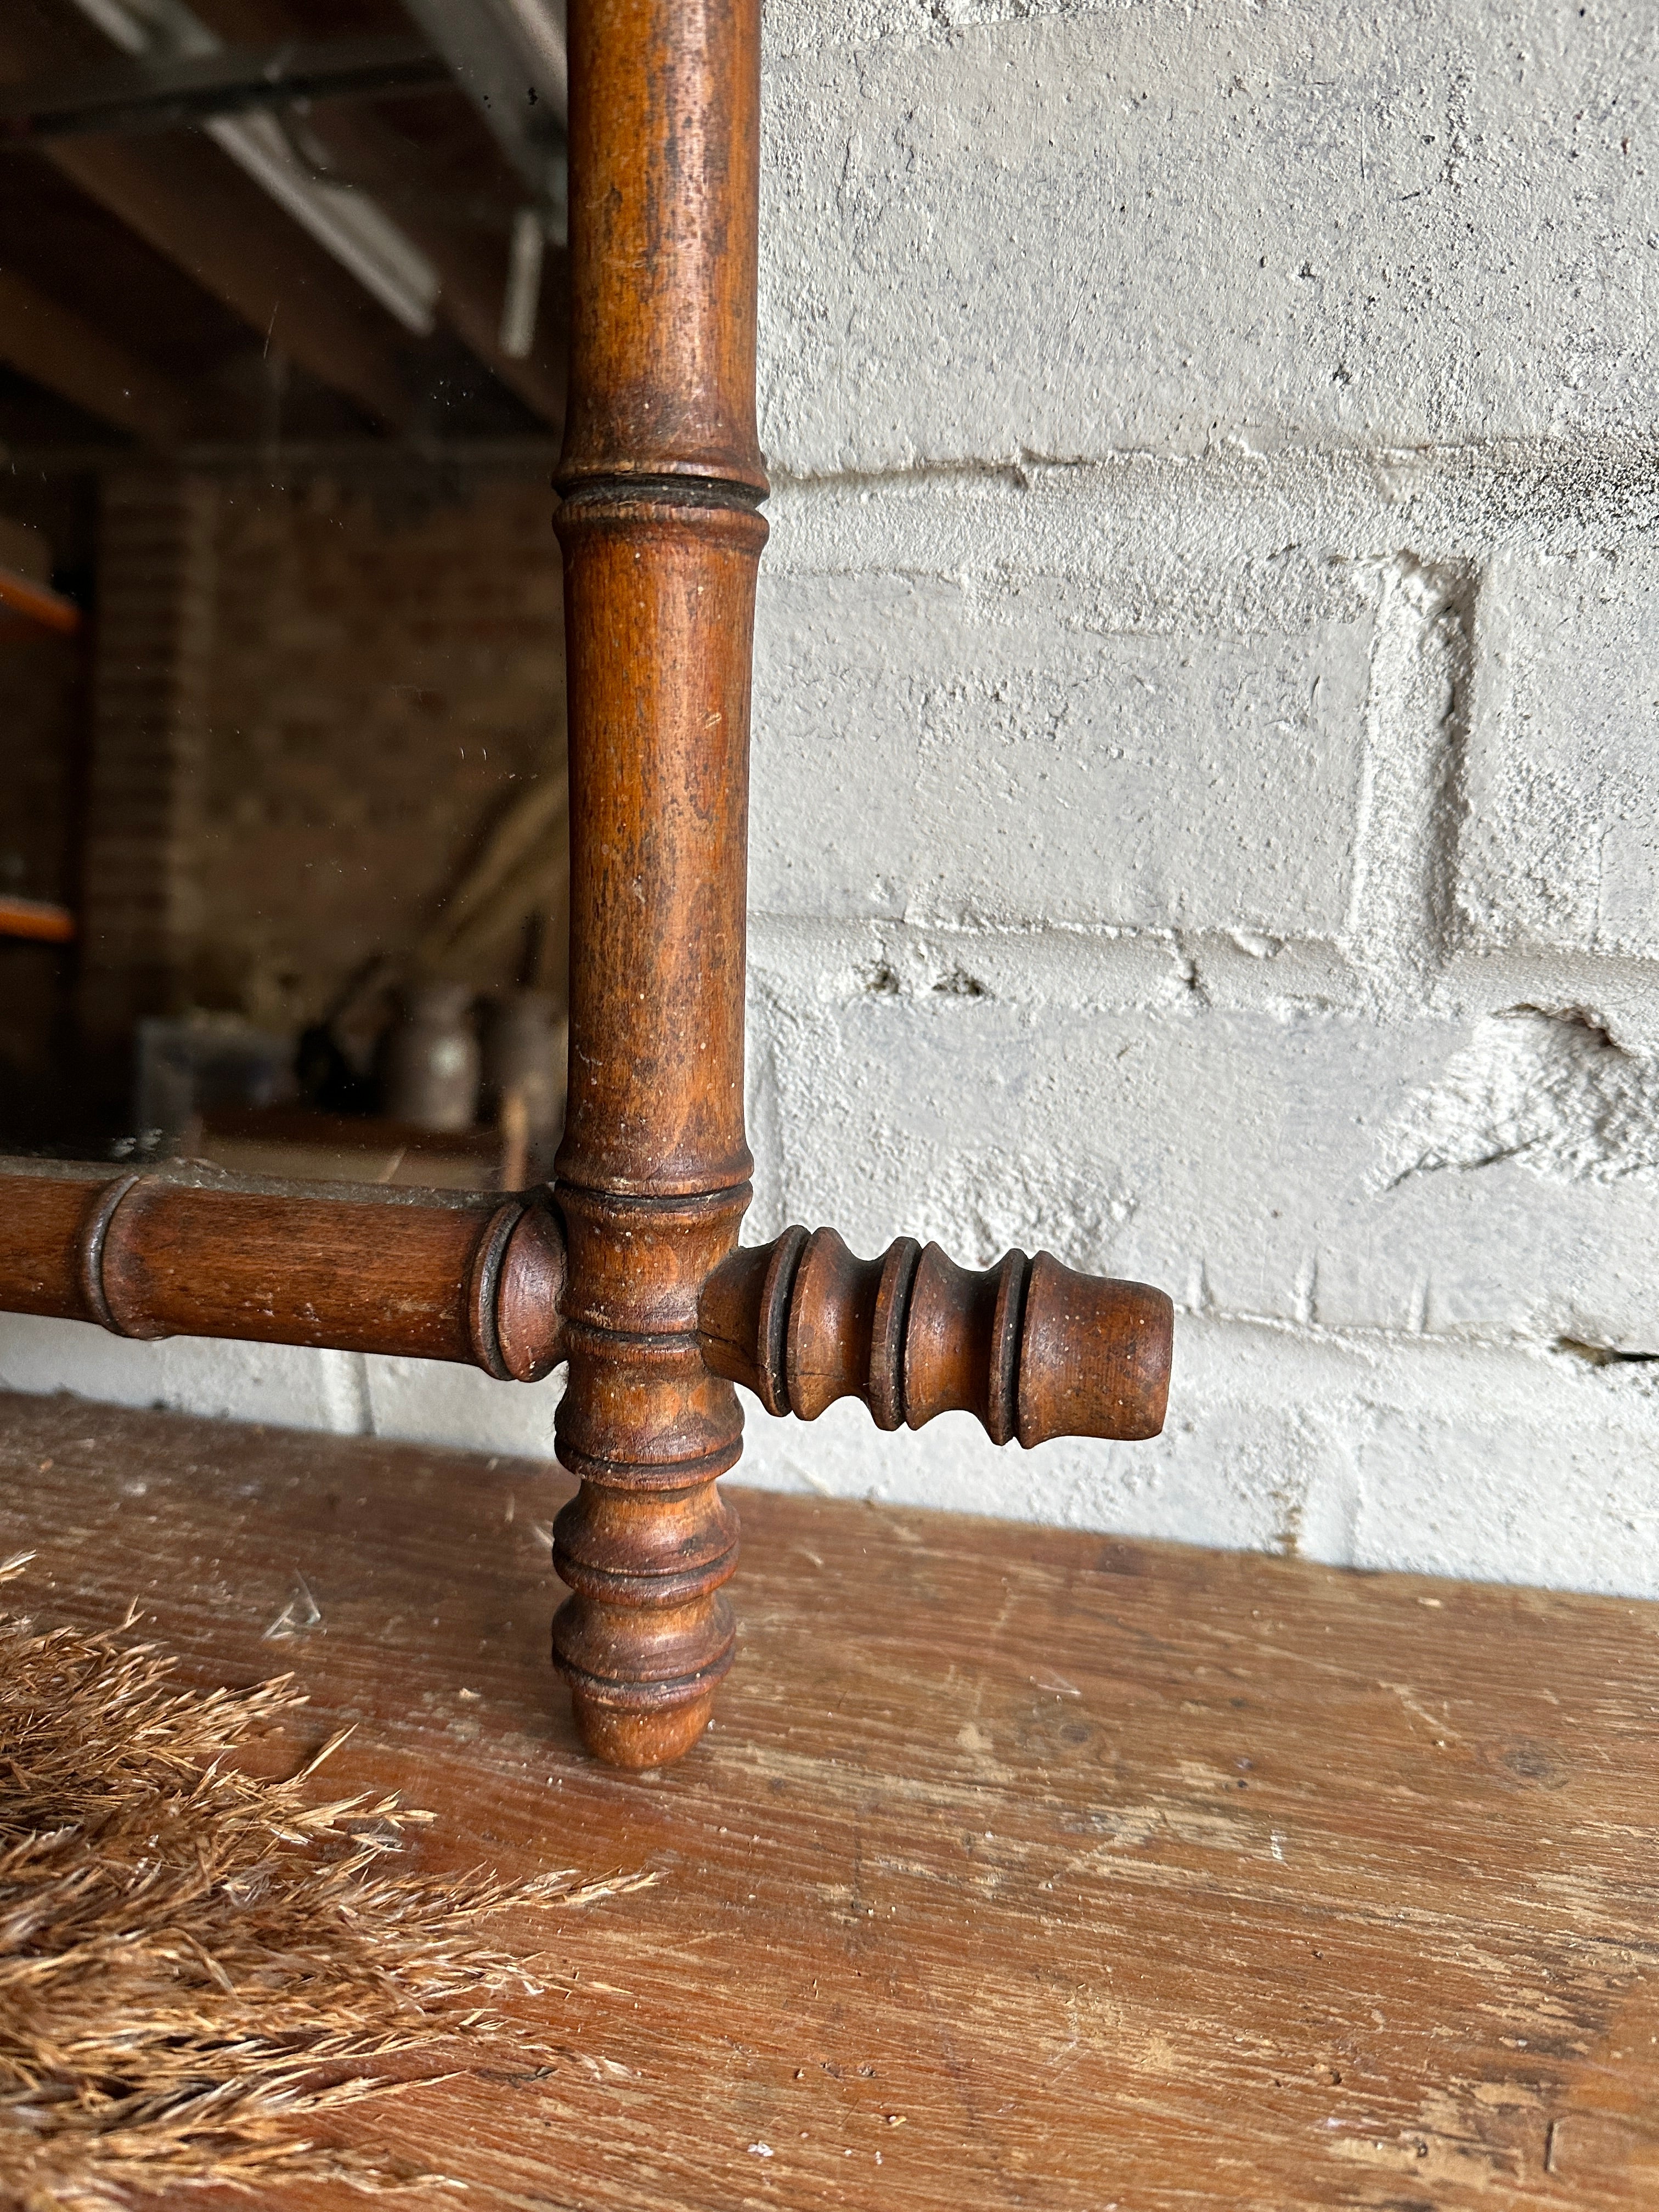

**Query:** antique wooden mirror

left=0, top=0, right=1172, bottom=1769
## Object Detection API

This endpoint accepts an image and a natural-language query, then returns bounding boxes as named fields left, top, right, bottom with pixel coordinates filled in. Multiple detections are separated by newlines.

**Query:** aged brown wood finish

left=548, top=0, right=771, bottom=1768
left=0, top=0, right=1177, bottom=1766
left=701, top=1227, right=1173, bottom=1446
left=0, top=1163, right=565, bottom=1381
left=5, top=1392, right=1659, bottom=2211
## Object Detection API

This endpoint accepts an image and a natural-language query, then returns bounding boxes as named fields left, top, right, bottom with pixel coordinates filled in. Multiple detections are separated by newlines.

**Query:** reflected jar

left=482, top=988, right=567, bottom=1167
left=381, top=981, right=481, bottom=1132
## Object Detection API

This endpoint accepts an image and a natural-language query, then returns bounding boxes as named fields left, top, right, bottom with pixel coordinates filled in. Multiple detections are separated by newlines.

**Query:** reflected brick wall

left=3, top=459, right=566, bottom=1138
left=196, top=470, right=565, bottom=1033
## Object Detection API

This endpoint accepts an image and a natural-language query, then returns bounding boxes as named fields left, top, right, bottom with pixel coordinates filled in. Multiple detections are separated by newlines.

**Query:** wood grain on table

left=0, top=1387, right=1654, bottom=2209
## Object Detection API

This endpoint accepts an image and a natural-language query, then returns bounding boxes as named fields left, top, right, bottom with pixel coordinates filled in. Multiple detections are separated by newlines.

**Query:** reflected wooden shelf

left=192, top=1105, right=506, bottom=1190
left=0, top=895, right=75, bottom=944
left=0, top=563, right=81, bottom=636
left=1, top=1388, right=1655, bottom=2209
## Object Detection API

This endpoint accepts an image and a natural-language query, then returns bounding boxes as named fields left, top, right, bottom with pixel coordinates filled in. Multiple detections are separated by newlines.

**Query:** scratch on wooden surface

left=1381, top=1678, right=1466, bottom=1743
left=1063, top=1796, right=1260, bottom=1859
left=6, top=1395, right=1659, bottom=2211
left=1327, top=2101, right=1525, bottom=2190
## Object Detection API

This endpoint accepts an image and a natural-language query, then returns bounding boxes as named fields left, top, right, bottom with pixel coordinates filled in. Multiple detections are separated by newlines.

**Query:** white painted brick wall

left=7, top=0, right=1658, bottom=1597
left=749, top=0, right=1659, bottom=1595
left=759, top=4, right=1657, bottom=469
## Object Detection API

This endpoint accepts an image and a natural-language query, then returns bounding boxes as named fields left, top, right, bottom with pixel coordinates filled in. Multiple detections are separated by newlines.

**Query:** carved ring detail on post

left=699, top=1227, right=1174, bottom=1448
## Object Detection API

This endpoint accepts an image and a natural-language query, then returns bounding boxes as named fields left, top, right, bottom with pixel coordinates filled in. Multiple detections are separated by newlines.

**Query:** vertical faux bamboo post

left=549, top=0, right=768, bottom=1766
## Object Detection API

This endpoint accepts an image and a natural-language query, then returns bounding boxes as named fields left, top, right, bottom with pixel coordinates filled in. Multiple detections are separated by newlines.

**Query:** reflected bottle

left=482, top=988, right=567, bottom=1174
left=381, top=980, right=481, bottom=1132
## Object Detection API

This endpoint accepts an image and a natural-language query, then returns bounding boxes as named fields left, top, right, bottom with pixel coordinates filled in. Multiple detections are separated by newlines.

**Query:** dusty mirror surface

left=0, top=0, right=569, bottom=1197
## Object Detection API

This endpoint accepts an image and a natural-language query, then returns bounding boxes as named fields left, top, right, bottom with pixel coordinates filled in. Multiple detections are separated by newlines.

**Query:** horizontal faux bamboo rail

left=0, top=1161, right=565, bottom=1381
left=0, top=1153, right=1172, bottom=1775
left=0, top=1160, right=1172, bottom=1448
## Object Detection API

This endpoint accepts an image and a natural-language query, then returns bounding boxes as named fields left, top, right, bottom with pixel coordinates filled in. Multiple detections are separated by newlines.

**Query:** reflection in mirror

left=0, top=0, right=569, bottom=1194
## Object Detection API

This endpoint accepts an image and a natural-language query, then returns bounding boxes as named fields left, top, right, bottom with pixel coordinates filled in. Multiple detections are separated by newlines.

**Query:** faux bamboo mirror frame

left=0, top=0, right=1174, bottom=1770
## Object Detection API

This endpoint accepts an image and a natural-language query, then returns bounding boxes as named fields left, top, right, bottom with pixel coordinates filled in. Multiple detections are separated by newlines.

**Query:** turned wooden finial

left=699, top=1227, right=1173, bottom=1447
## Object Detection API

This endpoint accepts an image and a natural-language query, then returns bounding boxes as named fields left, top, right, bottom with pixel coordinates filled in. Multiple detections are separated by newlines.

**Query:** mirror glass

left=0, top=0, right=569, bottom=1195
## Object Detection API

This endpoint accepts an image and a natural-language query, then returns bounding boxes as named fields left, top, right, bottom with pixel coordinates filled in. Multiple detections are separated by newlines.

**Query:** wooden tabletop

left=1, top=1387, right=1655, bottom=2209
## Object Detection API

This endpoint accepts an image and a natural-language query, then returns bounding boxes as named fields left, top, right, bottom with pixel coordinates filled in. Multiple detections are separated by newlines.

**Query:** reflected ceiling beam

left=185, top=0, right=568, bottom=427
left=103, top=148, right=421, bottom=426
left=0, top=2, right=568, bottom=436
left=397, top=0, right=567, bottom=216
left=396, top=0, right=568, bottom=368
left=64, top=0, right=439, bottom=337
left=0, top=33, right=449, bottom=141
left=0, top=16, right=418, bottom=428
left=0, top=265, right=191, bottom=444
left=292, top=97, right=567, bottom=428
left=46, top=133, right=417, bottom=425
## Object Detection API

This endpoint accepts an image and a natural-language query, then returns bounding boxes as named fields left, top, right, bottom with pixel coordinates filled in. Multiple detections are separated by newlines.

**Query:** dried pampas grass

left=0, top=1554, right=652, bottom=2208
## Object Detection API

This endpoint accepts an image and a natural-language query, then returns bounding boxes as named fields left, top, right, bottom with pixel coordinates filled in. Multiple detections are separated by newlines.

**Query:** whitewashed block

left=753, top=570, right=1374, bottom=934
left=760, top=5, right=1656, bottom=473
left=1459, top=544, right=1659, bottom=957
left=745, top=962, right=1659, bottom=1354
